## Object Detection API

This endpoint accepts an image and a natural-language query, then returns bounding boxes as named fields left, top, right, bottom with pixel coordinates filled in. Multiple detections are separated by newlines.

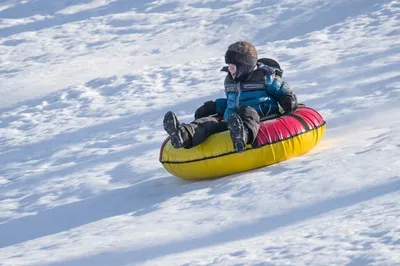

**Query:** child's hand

left=194, top=101, right=217, bottom=119
left=279, top=94, right=298, bottom=113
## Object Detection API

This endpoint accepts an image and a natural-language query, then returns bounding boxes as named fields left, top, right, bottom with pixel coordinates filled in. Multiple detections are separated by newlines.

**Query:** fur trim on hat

left=225, top=41, right=258, bottom=80
left=225, top=41, right=258, bottom=67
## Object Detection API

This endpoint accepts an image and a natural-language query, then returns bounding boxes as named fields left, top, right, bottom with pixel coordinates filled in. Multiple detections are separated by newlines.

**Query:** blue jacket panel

left=215, top=66, right=294, bottom=121
left=224, top=91, right=279, bottom=120
left=215, top=98, right=227, bottom=116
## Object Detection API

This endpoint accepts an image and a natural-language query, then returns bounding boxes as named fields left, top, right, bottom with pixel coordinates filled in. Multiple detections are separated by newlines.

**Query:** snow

left=0, top=0, right=399, bottom=265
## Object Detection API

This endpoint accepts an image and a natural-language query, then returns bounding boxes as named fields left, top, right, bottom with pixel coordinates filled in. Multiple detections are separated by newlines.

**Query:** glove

left=279, top=94, right=298, bottom=114
left=194, top=101, right=217, bottom=119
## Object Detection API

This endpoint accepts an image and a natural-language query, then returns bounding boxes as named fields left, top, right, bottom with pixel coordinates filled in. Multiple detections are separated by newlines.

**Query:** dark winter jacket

left=215, top=64, right=296, bottom=121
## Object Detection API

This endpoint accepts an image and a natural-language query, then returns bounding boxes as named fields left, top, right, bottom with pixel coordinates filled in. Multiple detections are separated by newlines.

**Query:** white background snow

left=0, top=0, right=399, bottom=265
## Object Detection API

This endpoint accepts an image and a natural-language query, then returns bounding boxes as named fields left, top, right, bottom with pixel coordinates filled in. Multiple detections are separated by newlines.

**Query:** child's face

left=228, top=64, right=237, bottom=78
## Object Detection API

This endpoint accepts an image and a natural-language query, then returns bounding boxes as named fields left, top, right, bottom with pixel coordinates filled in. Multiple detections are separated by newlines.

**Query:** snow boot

left=163, top=111, right=192, bottom=149
left=227, top=112, right=248, bottom=153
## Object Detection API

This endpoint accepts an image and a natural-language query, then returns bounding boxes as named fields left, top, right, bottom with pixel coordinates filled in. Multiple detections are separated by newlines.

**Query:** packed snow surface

left=0, top=0, right=399, bottom=265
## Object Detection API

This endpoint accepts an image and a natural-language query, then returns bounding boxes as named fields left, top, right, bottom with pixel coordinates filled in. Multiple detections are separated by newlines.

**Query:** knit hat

left=225, top=41, right=258, bottom=80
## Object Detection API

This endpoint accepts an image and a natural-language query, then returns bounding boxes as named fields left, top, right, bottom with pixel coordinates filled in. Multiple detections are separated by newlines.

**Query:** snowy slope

left=0, top=0, right=399, bottom=265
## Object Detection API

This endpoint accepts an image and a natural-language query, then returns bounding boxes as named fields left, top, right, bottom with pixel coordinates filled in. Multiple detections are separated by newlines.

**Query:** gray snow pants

left=183, top=106, right=260, bottom=148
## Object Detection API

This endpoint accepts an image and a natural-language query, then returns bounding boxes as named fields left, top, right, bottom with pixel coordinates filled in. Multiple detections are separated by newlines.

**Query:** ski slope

left=0, top=0, right=399, bottom=265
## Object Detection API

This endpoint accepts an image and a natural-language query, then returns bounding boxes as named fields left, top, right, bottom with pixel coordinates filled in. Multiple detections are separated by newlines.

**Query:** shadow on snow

left=45, top=177, right=400, bottom=266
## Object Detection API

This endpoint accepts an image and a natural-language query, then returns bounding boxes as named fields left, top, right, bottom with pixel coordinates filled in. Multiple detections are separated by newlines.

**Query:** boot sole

left=163, top=111, right=179, bottom=135
left=163, top=111, right=183, bottom=148
left=227, top=113, right=246, bottom=153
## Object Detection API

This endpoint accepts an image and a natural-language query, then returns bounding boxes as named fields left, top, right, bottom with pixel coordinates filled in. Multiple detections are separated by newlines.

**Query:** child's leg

left=237, top=106, right=260, bottom=143
left=163, top=112, right=227, bottom=149
left=227, top=106, right=260, bottom=152
left=184, top=117, right=227, bottom=147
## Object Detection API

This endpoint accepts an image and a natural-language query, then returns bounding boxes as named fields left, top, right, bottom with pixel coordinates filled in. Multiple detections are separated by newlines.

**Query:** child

left=163, top=41, right=298, bottom=152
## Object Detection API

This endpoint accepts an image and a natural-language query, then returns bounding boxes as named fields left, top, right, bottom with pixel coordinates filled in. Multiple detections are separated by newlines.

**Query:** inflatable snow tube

left=159, top=106, right=326, bottom=180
